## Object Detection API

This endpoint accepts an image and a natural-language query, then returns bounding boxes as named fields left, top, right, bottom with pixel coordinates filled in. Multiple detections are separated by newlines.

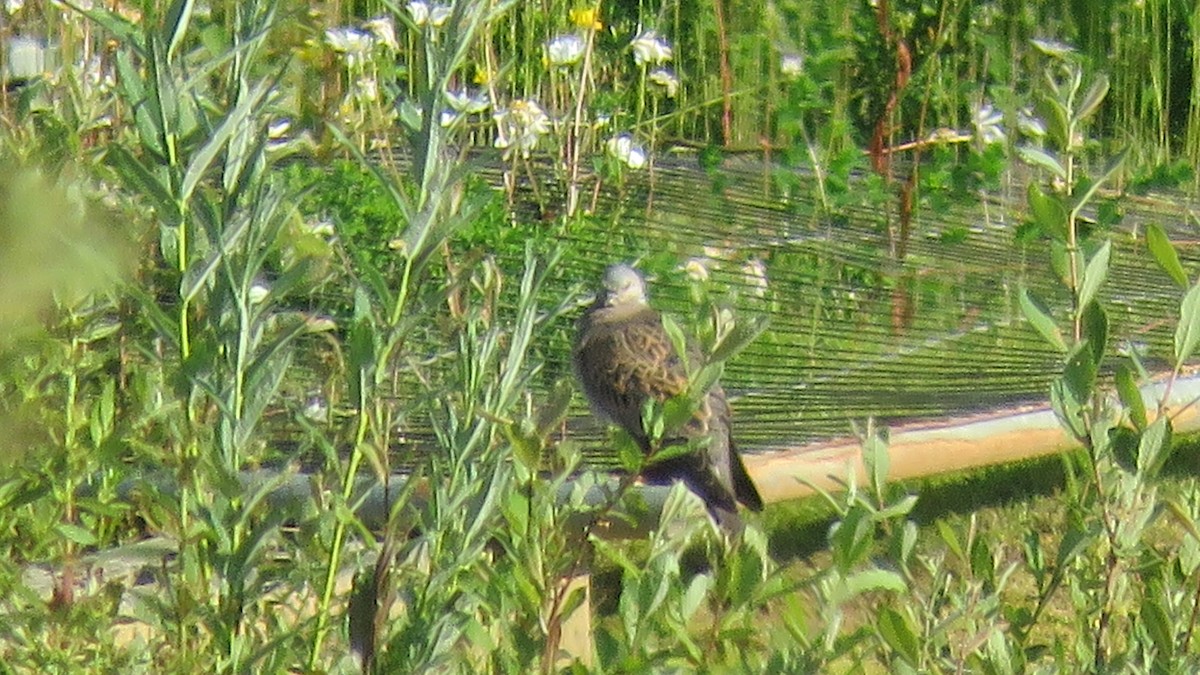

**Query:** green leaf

left=1140, top=593, right=1174, bottom=660
left=686, top=362, right=724, bottom=404
left=180, top=78, right=273, bottom=205
left=1073, top=74, right=1110, bottom=125
left=1063, top=342, right=1097, bottom=403
left=1174, top=282, right=1200, bottom=366
left=1019, top=288, right=1067, bottom=352
left=1049, top=240, right=1081, bottom=288
left=841, top=568, right=906, bottom=599
left=1080, top=301, right=1108, bottom=367
left=1070, top=147, right=1130, bottom=215
left=162, top=0, right=196, bottom=63
left=1146, top=223, right=1189, bottom=288
left=1077, top=240, right=1110, bottom=311
left=709, top=314, right=770, bottom=365
left=861, top=428, right=890, bottom=498
left=877, top=607, right=920, bottom=666
left=1054, top=523, right=1094, bottom=573
left=535, top=379, right=575, bottom=440
left=1027, top=182, right=1069, bottom=242
left=506, top=419, right=542, bottom=475
left=1136, top=416, right=1173, bottom=480
left=660, top=314, right=689, bottom=372
left=1050, top=379, right=1087, bottom=439
left=1115, top=364, right=1147, bottom=430
left=1018, top=147, right=1067, bottom=182
left=55, top=522, right=99, bottom=547
left=970, top=533, right=996, bottom=587
left=681, top=572, right=711, bottom=621
left=103, top=145, right=176, bottom=215
left=936, top=520, right=964, bottom=560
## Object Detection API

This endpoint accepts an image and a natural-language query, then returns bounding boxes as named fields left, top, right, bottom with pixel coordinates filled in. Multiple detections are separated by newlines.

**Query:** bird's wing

left=574, top=305, right=687, bottom=449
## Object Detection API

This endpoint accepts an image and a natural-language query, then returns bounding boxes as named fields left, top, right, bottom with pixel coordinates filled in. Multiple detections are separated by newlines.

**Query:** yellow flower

left=569, top=7, right=602, bottom=31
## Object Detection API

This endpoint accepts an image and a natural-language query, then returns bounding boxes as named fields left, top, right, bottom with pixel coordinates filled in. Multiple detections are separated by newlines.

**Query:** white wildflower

left=780, top=53, right=804, bottom=80
left=445, top=88, right=489, bottom=113
left=703, top=245, right=733, bottom=260
left=682, top=257, right=711, bottom=283
left=545, top=33, right=586, bottom=67
left=5, top=0, right=23, bottom=14
left=80, top=55, right=114, bottom=93
left=1030, top=38, right=1076, bottom=59
left=972, top=101, right=1006, bottom=146
left=302, top=395, right=330, bottom=423
left=365, top=15, right=398, bottom=51
left=631, top=30, right=672, bottom=65
left=648, top=68, right=679, bottom=97
left=249, top=280, right=270, bottom=305
left=742, top=259, right=769, bottom=297
left=493, top=99, right=551, bottom=158
left=605, top=133, right=647, bottom=169
left=268, top=118, right=292, bottom=139
left=430, top=4, right=452, bottom=26
left=408, top=0, right=430, bottom=25
left=303, top=217, right=336, bottom=238
left=1016, top=107, right=1046, bottom=139
left=325, top=27, right=373, bottom=67
left=355, top=76, right=379, bottom=102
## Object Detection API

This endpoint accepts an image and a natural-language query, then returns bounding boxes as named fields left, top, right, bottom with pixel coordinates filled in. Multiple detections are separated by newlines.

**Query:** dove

left=573, top=264, right=763, bottom=533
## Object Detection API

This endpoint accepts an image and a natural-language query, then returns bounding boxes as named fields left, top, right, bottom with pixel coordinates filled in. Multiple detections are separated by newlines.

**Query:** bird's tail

left=644, top=454, right=746, bottom=535
left=729, top=439, right=764, bottom=512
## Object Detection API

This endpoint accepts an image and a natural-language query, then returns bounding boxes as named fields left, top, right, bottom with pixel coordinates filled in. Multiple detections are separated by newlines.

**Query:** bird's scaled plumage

left=573, top=264, right=763, bottom=533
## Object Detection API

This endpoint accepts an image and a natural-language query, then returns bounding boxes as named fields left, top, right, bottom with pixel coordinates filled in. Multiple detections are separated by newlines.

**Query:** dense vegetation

left=3, top=0, right=1200, bottom=671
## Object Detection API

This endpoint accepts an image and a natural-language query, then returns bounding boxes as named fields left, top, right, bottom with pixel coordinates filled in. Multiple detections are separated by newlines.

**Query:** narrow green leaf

left=1080, top=301, right=1108, bottom=367
left=180, top=78, right=272, bottom=205
left=936, top=520, right=964, bottom=560
left=1140, top=593, right=1174, bottom=660
left=1019, top=288, right=1067, bottom=352
left=180, top=212, right=251, bottom=305
left=1049, top=240, right=1081, bottom=288
left=861, top=428, right=890, bottom=498
left=1146, top=223, right=1188, bottom=288
left=1115, top=364, right=1147, bottom=430
left=1039, top=93, right=1071, bottom=150
left=1174, top=282, right=1200, bottom=366
left=661, top=314, right=688, bottom=372
left=535, top=379, right=575, bottom=439
left=709, top=314, right=769, bottom=365
left=1077, top=240, right=1110, bottom=311
left=1050, top=379, right=1087, bottom=440
left=104, top=147, right=176, bottom=215
left=877, top=609, right=920, bottom=665
left=55, top=522, right=99, bottom=547
left=970, top=533, right=996, bottom=586
left=681, top=572, right=711, bottom=621
left=842, top=568, right=906, bottom=598
left=1054, top=522, right=1094, bottom=571
left=1026, top=182, right=1068, bottom=240
left=162, top=0, right=196, bottom=62
left=1070, top=147, right=1130, bottom=216
left=1136, top=416, right=1173, bottom=480
left=1073, top=74, right=1110, bottom=125
left=1063, top=343, right=1097, bottom=403
left=1018, top=147, right=1067, bottom=181
left=687, top=362, right=724, bottom=404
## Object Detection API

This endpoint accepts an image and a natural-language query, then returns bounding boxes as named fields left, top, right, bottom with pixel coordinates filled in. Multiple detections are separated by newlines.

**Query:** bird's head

left=598, top=263, right=647, bottom=308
